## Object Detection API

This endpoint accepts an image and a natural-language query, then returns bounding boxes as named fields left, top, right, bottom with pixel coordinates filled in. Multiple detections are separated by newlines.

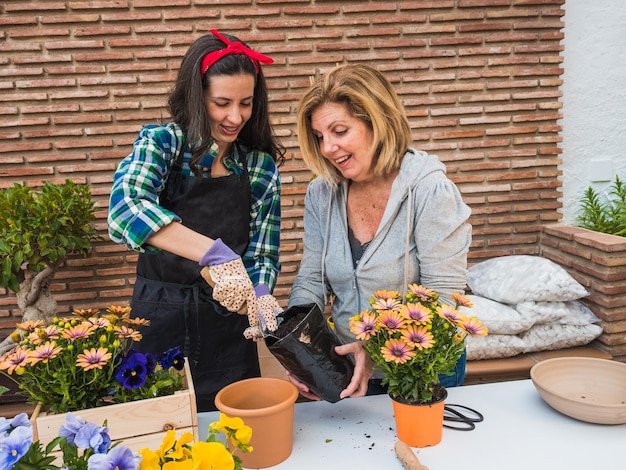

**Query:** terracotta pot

left=391, top=385, right=447, bottom=448
left=214, top=377, right=298, bottom=469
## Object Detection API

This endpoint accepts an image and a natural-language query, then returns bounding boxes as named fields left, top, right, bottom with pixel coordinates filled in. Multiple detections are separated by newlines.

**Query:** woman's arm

left=243, top=151, right=282, bottom=290
left=144, top=221, right=215, bottom=262
left=108, top=124, right=185, bottom=253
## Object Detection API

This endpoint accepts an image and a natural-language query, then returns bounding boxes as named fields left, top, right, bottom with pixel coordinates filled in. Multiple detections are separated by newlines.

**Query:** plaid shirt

left=108, top=123, right=281, bottom=290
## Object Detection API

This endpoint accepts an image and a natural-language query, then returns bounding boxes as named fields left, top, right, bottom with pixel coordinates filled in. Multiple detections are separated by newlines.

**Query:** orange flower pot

left=391, top=386, right=447, bottom=448
left=215, top=377, right=298, bottom=469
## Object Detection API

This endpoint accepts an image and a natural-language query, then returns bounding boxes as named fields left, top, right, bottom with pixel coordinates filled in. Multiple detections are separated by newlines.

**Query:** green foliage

left=0, top=179, right=100, bottom=292
left=13, top=438, right=61, bottom=470
left=576, top=175, right=626, bottom=237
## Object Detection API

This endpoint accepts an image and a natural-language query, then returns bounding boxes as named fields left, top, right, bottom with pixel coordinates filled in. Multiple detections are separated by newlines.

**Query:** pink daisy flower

left=371, top=297, right=402, bottom=312
left=28, top=341, right=63, bottom=365
left=15, top=320, right=45, bottom=333
left=61, top=323, right=96, bottom=340
left=86, top=316, right=111, bottom=328
left=107, top=305, right=132, bottom=317
left=349, top=311, right=378, bottom=341
left=114, top=325, right=142, bottom=341
left=400, top=303, right=432, bottom=324
left=0, top=347, right=29, bottom=374
left=372, top=290, right=401, bottom=301
left=402, top=324, right=435, bottom=350
left=27, top=331, right=43, bottom=345
left=407, top=284, right=435, bottom=301
left=123, top=316, right=150, bottom=327
left=451, top=292, right=473, bottom=308
left=459, top=316, right=489, bottom=337
left=381, top=339, right=416, bottom=364
left=41, top=325, right=61, bottom=340
left=76, top=347, right=113, bottom=370
left=437, top=304, right=466, bottom=325
left=377, top=310, right=406, bottom=332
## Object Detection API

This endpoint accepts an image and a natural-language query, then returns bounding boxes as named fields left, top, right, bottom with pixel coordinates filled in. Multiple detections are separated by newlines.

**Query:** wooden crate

left=30, top=360, right=198, bottom=453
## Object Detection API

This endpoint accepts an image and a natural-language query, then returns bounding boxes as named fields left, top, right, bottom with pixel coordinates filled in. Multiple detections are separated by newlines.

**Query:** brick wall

left=540, top=224, right=626, bottom=362
left=0, top=1, right=565, bottom=336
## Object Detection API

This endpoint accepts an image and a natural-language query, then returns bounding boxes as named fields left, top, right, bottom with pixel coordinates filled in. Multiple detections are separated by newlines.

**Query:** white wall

left=560, top=0, right=626, bottom=224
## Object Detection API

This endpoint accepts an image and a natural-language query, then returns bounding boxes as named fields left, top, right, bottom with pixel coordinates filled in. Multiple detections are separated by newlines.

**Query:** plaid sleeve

left=243, top=150, right=282, bottom=292
left=107, top=124, right=186, bottom=253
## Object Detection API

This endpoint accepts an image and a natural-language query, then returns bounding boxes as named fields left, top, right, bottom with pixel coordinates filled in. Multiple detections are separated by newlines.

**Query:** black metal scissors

left=443, top=403, right=484, bottom=431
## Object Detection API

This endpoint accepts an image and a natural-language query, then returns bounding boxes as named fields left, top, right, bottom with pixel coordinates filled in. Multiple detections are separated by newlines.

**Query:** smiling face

left=310, top=101, right=376, bottom=183
left=204, top=73, right=255, bottom=155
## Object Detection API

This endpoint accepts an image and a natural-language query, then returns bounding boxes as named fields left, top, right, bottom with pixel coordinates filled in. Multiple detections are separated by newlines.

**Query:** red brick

left=0, top=2, right=571, bottom=343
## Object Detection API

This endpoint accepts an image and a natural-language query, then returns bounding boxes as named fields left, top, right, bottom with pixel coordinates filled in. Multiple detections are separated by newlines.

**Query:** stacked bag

left=461, top=255, right=603, bottom=360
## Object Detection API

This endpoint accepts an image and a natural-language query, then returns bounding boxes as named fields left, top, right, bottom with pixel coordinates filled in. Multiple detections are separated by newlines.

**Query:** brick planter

left=540, top=224, right=626, bottom=362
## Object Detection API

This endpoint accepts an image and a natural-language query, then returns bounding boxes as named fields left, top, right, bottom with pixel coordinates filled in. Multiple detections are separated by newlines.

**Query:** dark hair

left=168, top=33, right=284, bottom=172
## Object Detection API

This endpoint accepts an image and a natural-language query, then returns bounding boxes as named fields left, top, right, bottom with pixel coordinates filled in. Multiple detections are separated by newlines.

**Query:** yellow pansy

left=159, top=430, right=177, bottom=458
left=190, top=442, right=234, bottom=470
left=168, top=431, right=195, bottom=460
left=163, top=459, right=194, bottom=470
left=138, top=448, right=160, bottom=470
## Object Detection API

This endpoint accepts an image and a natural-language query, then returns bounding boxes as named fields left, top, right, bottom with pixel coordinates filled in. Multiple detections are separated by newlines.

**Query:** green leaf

left=0, top=179, right=102, bottom=291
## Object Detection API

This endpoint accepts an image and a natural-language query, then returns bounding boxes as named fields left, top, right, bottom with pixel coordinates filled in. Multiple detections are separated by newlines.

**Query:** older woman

left=288, top=64, right=472, bottom=400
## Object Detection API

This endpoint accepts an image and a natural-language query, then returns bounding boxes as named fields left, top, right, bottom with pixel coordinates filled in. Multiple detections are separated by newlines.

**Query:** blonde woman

left=288, top=64, right=472, bottom=400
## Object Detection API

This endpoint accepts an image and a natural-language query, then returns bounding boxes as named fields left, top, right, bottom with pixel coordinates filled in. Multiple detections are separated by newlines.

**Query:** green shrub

left=0, top=180, right=100, bottom=293
left=576, top=175, right=626, bottom=237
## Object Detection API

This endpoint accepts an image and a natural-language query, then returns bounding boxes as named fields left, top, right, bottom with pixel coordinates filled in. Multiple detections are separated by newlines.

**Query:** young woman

left=288, top=64, right=472, bottom=400
left=108, top=30, right=284, bottom=411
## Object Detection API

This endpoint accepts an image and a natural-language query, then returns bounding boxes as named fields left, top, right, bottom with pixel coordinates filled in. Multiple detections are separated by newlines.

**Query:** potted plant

left=349, top=284, right=487, bottom=447
left=0, top=306, right=197, bottom=451
left=576, top=174, right=626, bottom=236
left=0, top=179, right=100, bottom=355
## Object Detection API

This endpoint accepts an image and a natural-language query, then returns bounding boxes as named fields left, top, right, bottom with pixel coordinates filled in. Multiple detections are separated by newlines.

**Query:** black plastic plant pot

left=265, top=303, right=354, bottom=403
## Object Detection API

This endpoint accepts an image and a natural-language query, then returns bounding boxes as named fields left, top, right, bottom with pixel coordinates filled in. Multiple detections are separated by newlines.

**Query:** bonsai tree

left=0, top=179, right=100, bottom=354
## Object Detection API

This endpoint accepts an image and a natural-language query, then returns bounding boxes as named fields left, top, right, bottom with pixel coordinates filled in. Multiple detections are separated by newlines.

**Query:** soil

left=393, top=384, right=448, bottom=406
left=272, top=310, right=309, bottom=339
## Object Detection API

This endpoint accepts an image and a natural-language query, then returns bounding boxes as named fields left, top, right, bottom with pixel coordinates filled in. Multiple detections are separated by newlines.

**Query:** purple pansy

left=59, top=412, right=87, bottom=446
left=74, top=422, right=111, bottom=454
left=114, top=350, right=149, bottom=389
left=158, top=346, right=185, bottom=371
left=87, top=444, right=140, bottom=470
left=0, top=425, right=33, bottom=468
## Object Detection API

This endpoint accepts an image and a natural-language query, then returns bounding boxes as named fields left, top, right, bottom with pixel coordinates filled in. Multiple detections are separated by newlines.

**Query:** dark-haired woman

left=108, top=30, right=284, bottom=411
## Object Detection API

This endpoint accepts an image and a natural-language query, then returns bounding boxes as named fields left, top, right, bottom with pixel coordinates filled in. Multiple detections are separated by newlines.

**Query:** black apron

left=131, top=149, right=260, bottom=412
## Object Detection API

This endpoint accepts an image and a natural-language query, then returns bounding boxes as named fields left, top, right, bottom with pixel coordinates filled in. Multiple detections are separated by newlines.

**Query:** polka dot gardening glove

left=199, top=238, right=253, bottom=314
left=243, top=285, right=282, bottom=341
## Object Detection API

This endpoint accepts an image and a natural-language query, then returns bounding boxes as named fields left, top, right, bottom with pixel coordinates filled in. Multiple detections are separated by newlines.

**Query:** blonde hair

left=296, top=64, right=412, bottom=185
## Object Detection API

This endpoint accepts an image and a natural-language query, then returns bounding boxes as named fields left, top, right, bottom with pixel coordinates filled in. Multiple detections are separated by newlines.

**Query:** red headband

left=201, top=29, right=274, bottom=77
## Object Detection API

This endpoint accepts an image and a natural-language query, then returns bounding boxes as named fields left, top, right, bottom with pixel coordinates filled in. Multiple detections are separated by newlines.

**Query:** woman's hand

left=336, top=341, right=373, bottom=399
left=285, top=372, right=321, bottom=401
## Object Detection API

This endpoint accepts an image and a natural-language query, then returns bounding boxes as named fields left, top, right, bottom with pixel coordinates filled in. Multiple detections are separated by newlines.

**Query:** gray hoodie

left=288, top=148, right=472, bottom=345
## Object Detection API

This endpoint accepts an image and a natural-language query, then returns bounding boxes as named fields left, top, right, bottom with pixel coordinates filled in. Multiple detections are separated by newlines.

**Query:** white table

left=198, top=379, right=624, bottom=469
